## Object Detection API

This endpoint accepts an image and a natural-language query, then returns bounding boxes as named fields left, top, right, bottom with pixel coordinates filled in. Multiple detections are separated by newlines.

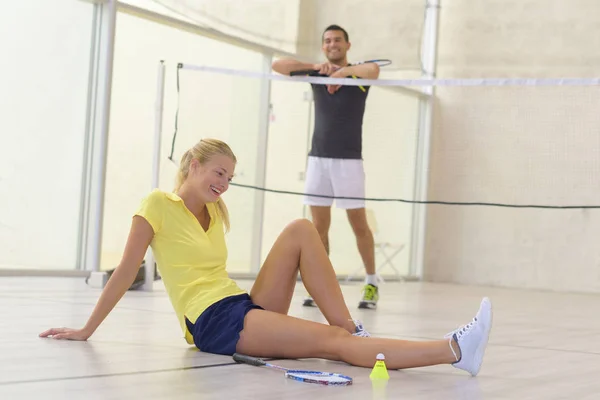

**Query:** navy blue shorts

left=185, top=293, right=264, bottom=355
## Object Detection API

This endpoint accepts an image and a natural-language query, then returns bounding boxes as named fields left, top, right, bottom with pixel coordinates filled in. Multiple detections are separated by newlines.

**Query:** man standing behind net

left=272, top=24, right=381, bottom=309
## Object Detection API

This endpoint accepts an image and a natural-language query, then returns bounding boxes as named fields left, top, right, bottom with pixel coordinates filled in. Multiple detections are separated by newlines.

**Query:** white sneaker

left=351, top=319, right=371, bottom=337
left=445, top=297, right=493, bottom=377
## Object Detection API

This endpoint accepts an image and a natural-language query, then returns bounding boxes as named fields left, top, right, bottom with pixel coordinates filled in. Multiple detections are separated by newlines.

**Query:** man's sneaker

left=444, top=297, right=493, bottom=377
left=351, top=319, right=371, bottom=337
left=302, top=296, right=316, bottom=307
left=358, top=284, right=379, bottom=309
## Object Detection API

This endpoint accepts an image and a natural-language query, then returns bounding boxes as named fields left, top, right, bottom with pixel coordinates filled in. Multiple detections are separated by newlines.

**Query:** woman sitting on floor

left=40, top=138, right=493, bottom=377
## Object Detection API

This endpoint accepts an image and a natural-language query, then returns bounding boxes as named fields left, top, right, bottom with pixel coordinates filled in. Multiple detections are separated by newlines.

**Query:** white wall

left=424, top=0, right=600, bottom=293
left=436, top=0, right=600, bottom=78
left=131, top=0, right=301, bottom=54
left=298, top=0, right=426, bottom=72
left=0, top=0, right=94, bottom=270
left=121, top=0, right=199, bottom=22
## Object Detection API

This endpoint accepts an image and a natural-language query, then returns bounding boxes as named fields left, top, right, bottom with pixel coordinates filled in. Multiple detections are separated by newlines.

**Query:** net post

left=250, top=53, right=273, bottom=274
left=143, top=60, right=166, bottom=291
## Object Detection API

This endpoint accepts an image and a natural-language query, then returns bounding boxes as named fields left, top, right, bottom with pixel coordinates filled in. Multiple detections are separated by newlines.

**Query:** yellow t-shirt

left=134, top=189, right=246, bottom=344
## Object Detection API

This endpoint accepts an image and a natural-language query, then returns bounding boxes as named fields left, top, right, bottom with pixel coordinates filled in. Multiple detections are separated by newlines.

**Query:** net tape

left=179, top=63, right=600, bottom=88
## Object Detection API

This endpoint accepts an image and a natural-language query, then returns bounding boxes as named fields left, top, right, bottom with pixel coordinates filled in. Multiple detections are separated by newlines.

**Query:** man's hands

left=313, top=63, right=373, bottom=94
left=314, top=62, right=341, bottom=76
left=273, top=59, right=366, bottom=94
left=313, top=62, right=345, bottom=94
left=327, top=68, right=349, bottom=94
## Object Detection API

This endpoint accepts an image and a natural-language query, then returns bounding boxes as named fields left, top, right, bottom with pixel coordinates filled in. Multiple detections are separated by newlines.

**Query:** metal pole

left=302, top=90, right=313, bottom=219
left=85, top=0, right=117, bottom=274
left=250, top=53, right=273, bottom=273
left=410, top=0, right=440, bottom=279
left=144, top=60, right=166, bottom=291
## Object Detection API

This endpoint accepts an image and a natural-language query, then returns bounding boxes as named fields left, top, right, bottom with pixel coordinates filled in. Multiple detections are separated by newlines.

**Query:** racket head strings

left=285, top=370, right=353, bottom=386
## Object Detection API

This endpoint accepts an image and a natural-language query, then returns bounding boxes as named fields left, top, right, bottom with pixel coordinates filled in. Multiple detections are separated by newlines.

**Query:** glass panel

left=263, top=80, right=421, bottom=279
left=102, top=12, right=264, bottom=273
left=121, top=0, right=300, bottom=54
left=327, top=86, right=420, bottom=278
left=0, top=0, right=94, bottom=270
left=261, top=80, right=313, bottom=261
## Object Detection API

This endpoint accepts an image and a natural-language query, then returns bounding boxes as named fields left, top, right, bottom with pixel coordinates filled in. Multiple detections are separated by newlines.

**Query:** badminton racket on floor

left=232, top=353, right=353, bottom=386
left=289, top=58, right=392, bottom=77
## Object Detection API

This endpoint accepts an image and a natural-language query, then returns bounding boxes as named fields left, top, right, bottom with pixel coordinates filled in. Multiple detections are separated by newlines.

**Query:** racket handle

left=290, top=70, right=325, bottom=77
left=233, top=353, right=267, bottom=367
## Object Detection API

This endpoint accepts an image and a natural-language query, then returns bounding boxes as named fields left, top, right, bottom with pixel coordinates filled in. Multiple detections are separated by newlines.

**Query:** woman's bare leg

left=250, top=219, right=356, bottom=333
left=237, top=297, right=492, bottom=376
left=237, top=309, right=456, bottom=369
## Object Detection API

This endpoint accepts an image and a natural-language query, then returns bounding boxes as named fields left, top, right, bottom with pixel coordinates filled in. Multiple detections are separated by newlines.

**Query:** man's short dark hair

left=322, top=24, right=349, bottom=42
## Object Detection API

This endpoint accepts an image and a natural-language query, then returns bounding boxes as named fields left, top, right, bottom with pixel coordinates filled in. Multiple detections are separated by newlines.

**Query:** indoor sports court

left=2, top=1, right=600, bottom=399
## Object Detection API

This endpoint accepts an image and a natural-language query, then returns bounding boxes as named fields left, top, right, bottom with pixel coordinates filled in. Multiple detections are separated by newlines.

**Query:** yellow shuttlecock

left=369, top=353, right=390, bottom=380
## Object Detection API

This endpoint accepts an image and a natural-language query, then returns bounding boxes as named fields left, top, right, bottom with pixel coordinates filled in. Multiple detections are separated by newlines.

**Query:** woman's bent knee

left=285, top=218, right=315, bottom=234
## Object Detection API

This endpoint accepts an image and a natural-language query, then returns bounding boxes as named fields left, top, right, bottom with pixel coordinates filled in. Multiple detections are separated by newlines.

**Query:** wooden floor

left=1, top=276, right=599, bottom=399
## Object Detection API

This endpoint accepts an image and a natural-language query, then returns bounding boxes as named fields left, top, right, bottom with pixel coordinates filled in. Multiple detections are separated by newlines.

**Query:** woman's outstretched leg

left=250, top=219, right=359, bottom=334
left=237, top=297, right=493, bottom=376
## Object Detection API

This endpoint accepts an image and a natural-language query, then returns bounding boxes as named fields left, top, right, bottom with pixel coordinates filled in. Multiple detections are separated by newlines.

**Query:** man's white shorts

left=303, top=156, right=365, bottom=209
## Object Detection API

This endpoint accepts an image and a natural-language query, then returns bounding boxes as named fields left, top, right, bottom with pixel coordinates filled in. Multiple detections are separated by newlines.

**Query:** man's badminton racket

left=289, top=58, right=392, bottom=77
left=232, top=353, right=353, bottom=386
